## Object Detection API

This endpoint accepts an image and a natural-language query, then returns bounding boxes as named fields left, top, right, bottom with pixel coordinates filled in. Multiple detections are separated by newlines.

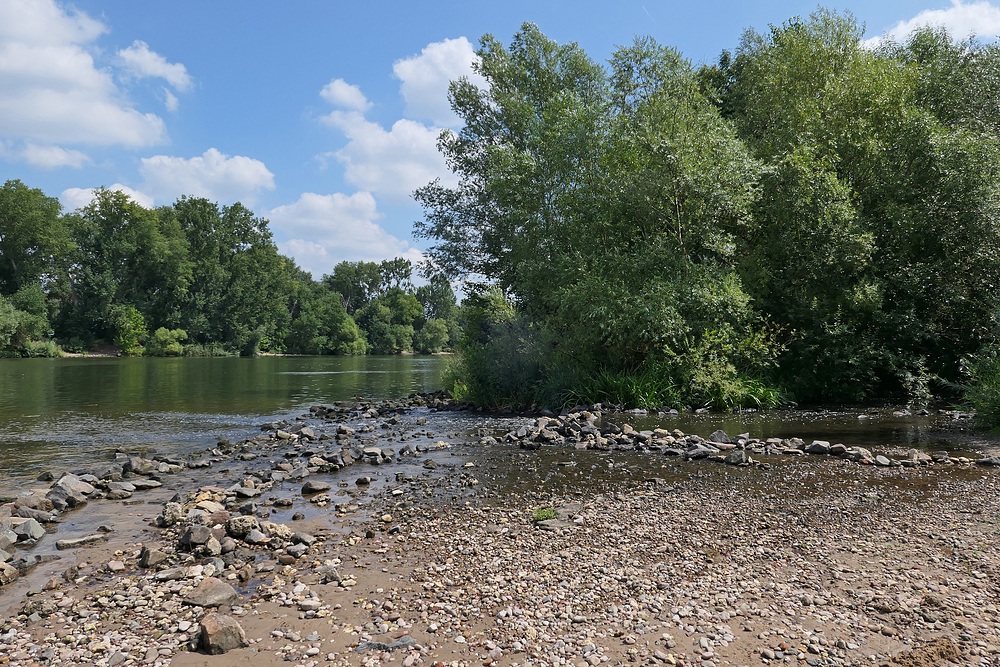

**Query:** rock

left=805, top=440, right=831, bottom=455
left=46, top=473, right=95, bottom=510
left=708, top=430, right=731, bottom=444
left=184, top=577, right=240, bottom=607
left=725, top=449, right=750, bottom=465
left=0, top=561, right=18, bottom=584
left=13, top=518, right=46, bottom=542
left=875, top=455, right=892, bottom=467
left=225, top=515, right=259, bottom=539
left=199, top=612, right=248, bottom=654
left=157, top=502, right=184, bottom=527
left=139, top=546, right=168, bottom=568
left=55, top=534, right=108, bottom=550
left=180, top=525, right=214, bottom=548
left=301, top=480, right=331, bottom=495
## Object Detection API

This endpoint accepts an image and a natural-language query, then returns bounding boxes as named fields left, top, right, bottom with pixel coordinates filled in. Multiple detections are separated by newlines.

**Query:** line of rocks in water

left=0, top=392, right=454, bottom=594
left=500, top=410, right=1000, bottom=468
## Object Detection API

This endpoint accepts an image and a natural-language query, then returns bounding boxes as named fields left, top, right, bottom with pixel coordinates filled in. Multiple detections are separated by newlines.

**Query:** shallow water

left=0, top=355, right=448, bottom=486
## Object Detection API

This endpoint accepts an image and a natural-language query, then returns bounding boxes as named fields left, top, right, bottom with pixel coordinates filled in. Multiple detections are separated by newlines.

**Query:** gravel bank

left=0, top=403, right=997, bottom=667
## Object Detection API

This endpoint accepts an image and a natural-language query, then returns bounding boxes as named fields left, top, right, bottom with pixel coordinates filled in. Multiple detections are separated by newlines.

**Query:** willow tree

left=416, top=24, right=776, bottom=408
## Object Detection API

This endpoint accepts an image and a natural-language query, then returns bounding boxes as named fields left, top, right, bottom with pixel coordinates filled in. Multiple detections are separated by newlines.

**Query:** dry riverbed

left=1, top=401, right=998, bottom=667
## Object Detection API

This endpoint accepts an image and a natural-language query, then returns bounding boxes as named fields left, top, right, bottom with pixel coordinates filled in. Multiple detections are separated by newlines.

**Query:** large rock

left=199, top=612, right=248, bottom=654
left=46, top=474, right=95, bottom=510
left=301, top=480, right=331, bottom=495
left=13, top=518, right=46, bottom=542
left=805, top=440, right=831, bottom=455
left=180, top=525, right=214, bottom=549
left=225, top=515, right=259, bottom=539
left=184, top=577, right=240, bottom=607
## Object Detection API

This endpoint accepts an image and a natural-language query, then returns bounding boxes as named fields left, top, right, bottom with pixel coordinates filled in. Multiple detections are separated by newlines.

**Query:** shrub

left=145, top=327, right=187, bottom=356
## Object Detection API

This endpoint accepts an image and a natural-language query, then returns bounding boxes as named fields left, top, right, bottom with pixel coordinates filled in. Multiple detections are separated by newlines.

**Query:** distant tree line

left=0, top=183, right=458, bottom=358
left=415, top=11, right=1000, bottom=415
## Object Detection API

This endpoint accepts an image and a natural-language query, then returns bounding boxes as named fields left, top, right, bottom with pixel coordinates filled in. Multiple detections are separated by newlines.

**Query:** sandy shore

left=0, top=404, right=998, bottom=667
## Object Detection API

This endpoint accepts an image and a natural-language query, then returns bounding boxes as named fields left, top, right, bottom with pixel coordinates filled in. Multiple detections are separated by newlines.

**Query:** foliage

left=413, top=318, right=451, bottom=354
left=965, top=354, right=1000, bottom=430
left=145, top=327, right=188, bottom=356
left=109, top=304, right=148, bottom=356
left=417, top=24, right=780, bottom=409
left=532, top=507, right=557, bottom=522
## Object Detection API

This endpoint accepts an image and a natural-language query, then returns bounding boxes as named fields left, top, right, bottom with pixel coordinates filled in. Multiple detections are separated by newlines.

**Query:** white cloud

left=321, top=110, right=455, bottom=204
left=20, top=143, right=89, bottom=168
left=118, top=40, right=193, bottom=92
left=139, top=148, right=275, bottom=205
left=163, top=88, right=179, bottom=112
left=60, top=183, right=154, bottom=211
left=320, top=78, right=371, bottom=112
left=0, top=0, right=167, bottom=148
left=867, top=0, right=1000, bottom=47
left=392, top=37, right=485, bottom=127
left=269, top=191, right=424, bottom=276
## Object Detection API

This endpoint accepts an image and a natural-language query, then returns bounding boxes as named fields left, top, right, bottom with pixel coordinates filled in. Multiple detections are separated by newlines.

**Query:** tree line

left=0, top=183, right=458, bottom=358
left=415, top=10, right=1000, bottom=416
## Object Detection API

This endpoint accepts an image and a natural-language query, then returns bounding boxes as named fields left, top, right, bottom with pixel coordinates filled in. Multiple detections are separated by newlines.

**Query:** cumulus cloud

left=20, top=143, right=89, bottom=168
left=118, top=40, right=193, bottom=92
left=60, top=183, right=155, bottom=211
left=139, top=148, right=275, bottom=205
left=320, top=78, right=372, bottom=112
left=866, top=0, right=1000, bottom=46
left=0, top=0, right=167, bottom=148
left=268, top=191, right=424, bottom=276
left=392, top=37, right=485, bottom=127
left=321, top=110, right=455, bottom=204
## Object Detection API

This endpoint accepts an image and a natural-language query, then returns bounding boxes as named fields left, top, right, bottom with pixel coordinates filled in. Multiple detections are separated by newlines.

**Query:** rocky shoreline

left=0, top=396, right=998, bottom=666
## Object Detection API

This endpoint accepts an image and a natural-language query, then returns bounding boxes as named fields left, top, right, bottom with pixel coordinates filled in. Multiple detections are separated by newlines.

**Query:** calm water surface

left=0, top=355, right=448, bottom=486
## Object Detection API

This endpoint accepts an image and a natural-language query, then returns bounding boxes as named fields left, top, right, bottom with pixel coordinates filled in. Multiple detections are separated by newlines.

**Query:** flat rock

left=301, top=480, right=331, bottom=495
left=184, top=577, right=240, bottom=607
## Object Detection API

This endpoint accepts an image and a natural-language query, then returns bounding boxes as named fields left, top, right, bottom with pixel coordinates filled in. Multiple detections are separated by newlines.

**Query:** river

left=1, top=355, right=997, bottom=493
left=0, top=355, right=448, bottom=488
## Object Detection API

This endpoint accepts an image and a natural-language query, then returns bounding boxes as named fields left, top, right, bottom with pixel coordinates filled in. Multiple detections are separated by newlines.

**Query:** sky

left=2, top=0, right=1000, bottom=278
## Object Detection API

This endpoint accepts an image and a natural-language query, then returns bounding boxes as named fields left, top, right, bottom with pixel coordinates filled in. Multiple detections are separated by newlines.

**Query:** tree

left=0, top=180, right=69, bottom=296
left=323, top=261, right=382, bottom=314
left=416, top=24, right=776, bottom=408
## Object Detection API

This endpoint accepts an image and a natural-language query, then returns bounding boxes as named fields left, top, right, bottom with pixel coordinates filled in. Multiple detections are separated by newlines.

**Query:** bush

left=144, top=328, right=187, bottom=356
left=21, top=340, right=61, bottom=357
left=182, top=342, right=234, bottom=357
left=965, top=354, right=1000, bottom=429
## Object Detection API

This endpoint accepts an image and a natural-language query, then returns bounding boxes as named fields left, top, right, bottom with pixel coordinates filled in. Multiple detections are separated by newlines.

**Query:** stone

left=805, top=440, right=831, bottom=455
left=55, top=534, right=108, bottom=550
left=13, top=518, right=46, bottom=541
left=199, top=612, right=248, bottom=654
left=180, top=525, right=214, bottom=548
left=46, top=474, right=95, bottom=510
left=184, top=577, right=240, bottom=607
left=225, top=515, right=259, bottom=539
left=139, top=546, right=168, bottom=568
left=0, top=561, right=18, bottom=584
left=301, top=480, right=331, bottom=495
left=875, top=455, right=892, bottom=466
left=725, top=449, right=750, bottom=466
left=708, top=430, right=731, bottom=444
left=158, top=502, right=184, bottom=527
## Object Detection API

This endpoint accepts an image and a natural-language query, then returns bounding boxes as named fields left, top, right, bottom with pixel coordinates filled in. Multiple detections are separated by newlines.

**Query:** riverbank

left=1, top=400, right=998, bottom=666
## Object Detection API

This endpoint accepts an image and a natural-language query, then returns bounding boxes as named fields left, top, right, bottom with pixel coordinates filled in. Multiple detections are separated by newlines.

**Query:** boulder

left=301, top=480, right=331, bottom=495
left=46, top=474, right=95, bottom=510
left=198, top=612, right=248, bottom=654
left=184, top=577, right=240, bottom=607
left=225, top=515, right=259, bottom=539
left=805, top=440, right=831, bottom=455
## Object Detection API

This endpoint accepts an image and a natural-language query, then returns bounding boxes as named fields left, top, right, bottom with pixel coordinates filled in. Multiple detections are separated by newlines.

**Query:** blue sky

left=2, top=0, right=999, bottom=278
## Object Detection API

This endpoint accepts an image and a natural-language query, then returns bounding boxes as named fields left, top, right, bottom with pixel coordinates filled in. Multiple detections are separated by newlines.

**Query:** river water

left=0, top=355, right=448, bottom=489
left=1, top=355, right=997, bottom=492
